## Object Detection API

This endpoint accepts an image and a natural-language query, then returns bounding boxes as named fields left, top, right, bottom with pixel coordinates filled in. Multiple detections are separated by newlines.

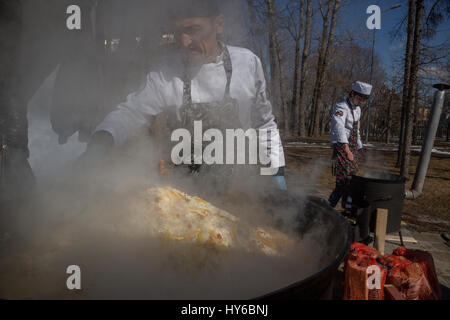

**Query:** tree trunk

left=315, top=0, right=339, bottom=137
left=247, top=0, right=270, bottom=99
left=309, top=0, right=331, bottom=137
left=447, top=117, right=449, bottom=141
left=447, top=122, right=449, bottom=141
left=386, top=91, right=393, bottom=144
left=309, top=0, right=340, bottom=137
left=320, top=105, right=327, bottom=136
left=401, top=0, right=424, bottom=178
left=298, top=0, right=312, bottom=137
left=275, top=35, right=290, bottom=136
left=292, top=0, right=304, bottom=137
left=412, top=85, right=419, bottom=145
left=265, top=0, right=281, bottom=123
left=265, top=0, right=289, bottom=136
left=396, top=0, right=415, bottom=167
left=292, top=38, right=301, bottom=136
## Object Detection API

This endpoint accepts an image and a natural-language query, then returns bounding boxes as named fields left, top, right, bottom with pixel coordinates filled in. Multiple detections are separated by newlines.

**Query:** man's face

left=174, top=15, right=224, bottom=65
left=351, top=92, right=369, bottom=107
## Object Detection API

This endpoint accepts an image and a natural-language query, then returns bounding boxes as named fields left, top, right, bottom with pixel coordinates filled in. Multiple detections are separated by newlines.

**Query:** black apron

left=332, top=99, right=359, bottom=188
left=173, top=43, right=250, bottom=192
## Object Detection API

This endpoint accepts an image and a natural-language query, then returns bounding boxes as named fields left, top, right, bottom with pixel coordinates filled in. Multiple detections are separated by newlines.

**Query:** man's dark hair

left=168, top=0, right=221, bottom=21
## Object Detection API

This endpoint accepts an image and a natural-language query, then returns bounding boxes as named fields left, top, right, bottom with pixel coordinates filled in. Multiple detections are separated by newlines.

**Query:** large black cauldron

left=256, top=195, right=352, bottom=300
left=0, top=191, right=351, bottom=300
left=347, top=172, right=406, bottom=234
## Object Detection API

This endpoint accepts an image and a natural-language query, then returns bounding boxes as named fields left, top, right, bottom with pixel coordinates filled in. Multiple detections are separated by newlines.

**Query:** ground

left=284, top=137, right=450, bottom=232
left=283, top=137, right=450, bottom=288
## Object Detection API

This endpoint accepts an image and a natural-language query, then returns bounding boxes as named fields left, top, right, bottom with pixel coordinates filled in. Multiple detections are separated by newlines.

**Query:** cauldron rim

left=352, top=173, right=406, bottom=185
left=254, top=196, right=353, bottom=300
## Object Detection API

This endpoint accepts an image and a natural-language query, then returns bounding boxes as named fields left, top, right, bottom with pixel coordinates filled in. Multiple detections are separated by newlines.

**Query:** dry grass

left=284, top=142, right=450, bottom=233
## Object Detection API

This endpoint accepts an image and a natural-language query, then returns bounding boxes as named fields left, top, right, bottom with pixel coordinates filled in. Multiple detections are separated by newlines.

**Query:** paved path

left=286, top=173, right=450, bottom=291
left=384, top=229, right=450, bottom=288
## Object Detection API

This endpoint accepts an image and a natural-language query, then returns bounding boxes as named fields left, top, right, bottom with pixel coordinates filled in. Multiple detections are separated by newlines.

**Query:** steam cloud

left=0, top=0, right=342, bottom=300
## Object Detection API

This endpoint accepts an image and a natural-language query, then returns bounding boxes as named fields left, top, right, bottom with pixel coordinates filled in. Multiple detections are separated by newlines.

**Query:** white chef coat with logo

left=330, top=99, right=363, bottom=150
left=94, top=45, right=285, bottom=169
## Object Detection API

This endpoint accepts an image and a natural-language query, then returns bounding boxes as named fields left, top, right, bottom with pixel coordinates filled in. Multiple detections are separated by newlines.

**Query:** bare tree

left=245, top=0, right=270, bottom=93
left=275, top=29, right=290, bottom=136
left=396, top=0, right=415, bottom=167
left=309, top=0, right=331, bottom=137
left=297, top=0, right=312, bottom=137
left=264, top=0, right=290, bottom=135
left=412, top=84, right=420, bottom=145
left=401, top=0, right=425, bottom=178
left=309, top=0, right=340, bottom=137
left=284, top=0, right=303, bottom=137
left=265, top=0, right=281, bottom=121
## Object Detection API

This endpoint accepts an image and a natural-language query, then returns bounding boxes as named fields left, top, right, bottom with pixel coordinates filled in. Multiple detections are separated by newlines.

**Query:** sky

left=337, top=0, right=450, bottom=79
left=276, top=0, right=449, bottom=82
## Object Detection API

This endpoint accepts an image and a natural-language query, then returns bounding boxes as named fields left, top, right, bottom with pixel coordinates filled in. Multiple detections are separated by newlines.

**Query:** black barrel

left=347, top=172, right=406, bottom=233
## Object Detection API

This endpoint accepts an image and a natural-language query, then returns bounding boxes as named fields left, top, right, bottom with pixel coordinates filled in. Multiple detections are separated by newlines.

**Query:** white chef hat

left=352, top=81, right=373, bottom=96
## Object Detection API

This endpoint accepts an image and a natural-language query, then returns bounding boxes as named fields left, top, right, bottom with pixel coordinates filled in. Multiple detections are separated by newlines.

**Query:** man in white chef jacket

left=328, top=81, right=372, bottom=208
left=83, top=0, right=287, bottom=191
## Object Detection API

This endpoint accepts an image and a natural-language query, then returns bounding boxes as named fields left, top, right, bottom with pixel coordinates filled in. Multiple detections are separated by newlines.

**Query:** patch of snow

left=286, top=141, right=450, bottom=155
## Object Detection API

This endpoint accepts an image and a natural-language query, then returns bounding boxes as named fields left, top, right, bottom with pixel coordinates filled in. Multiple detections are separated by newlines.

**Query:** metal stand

left=399, top=230, right=405, bottom=247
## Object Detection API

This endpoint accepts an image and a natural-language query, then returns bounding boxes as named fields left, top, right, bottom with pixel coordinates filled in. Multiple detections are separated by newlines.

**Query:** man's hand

left=343, top=144, right=354, bottom=162
left=346, top=151, right=354, bottom=162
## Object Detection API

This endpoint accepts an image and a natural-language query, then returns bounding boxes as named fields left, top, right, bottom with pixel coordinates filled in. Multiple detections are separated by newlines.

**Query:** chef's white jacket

left=330, top=99, right=363, bottom=149
left=94, top=45, right=285, bottom=169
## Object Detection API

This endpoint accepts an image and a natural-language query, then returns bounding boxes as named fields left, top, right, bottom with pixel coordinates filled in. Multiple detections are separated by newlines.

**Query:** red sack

left=392, top=247, right=441, bottom=300
left=342, top=244, right=441, bottom=300
left=378, top=254, right=412, bottom=270
left=343, top=243, right=387, bottom=300
left=350, top=242, right=381, bottom=260
left=387, top=262, right=434, bottom=300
